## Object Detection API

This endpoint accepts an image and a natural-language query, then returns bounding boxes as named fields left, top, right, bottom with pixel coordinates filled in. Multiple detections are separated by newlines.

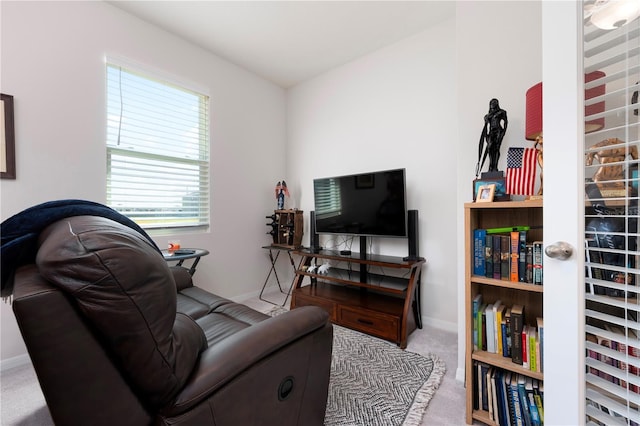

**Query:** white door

left=542, top=3, right=585, bottom=424
left=543, top=2, right=640, bottom=424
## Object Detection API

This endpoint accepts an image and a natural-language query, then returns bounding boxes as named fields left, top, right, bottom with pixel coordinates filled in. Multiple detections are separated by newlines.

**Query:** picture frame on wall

left=1, top=93, right=16, bottom=179
left=473, top=176, right=509, bottom=202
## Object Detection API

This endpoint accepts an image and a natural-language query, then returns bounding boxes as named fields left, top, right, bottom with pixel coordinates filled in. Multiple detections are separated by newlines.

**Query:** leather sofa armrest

left=162, top=306, right=330, bottom=416
left=170, top=266, right=193, bottom=292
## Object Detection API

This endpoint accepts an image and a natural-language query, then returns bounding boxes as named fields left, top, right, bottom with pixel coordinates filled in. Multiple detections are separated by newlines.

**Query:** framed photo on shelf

left=473, top=176, right=509, bottom=202
left=475, top=184, right=496, bottom=203
left=1, top=93, right=15, bottom=180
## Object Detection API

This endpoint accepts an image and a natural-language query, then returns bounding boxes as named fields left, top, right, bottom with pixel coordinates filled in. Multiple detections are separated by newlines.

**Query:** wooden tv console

left=290, top=249, right=425, bottom=348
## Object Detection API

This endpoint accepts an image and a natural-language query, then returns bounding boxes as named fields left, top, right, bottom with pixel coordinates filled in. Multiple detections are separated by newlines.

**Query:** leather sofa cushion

left=36, top=216, right=207, bottom=409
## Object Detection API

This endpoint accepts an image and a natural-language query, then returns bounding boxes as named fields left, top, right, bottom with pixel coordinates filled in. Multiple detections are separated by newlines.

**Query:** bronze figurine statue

left=476, top=98, right=508, bottom=177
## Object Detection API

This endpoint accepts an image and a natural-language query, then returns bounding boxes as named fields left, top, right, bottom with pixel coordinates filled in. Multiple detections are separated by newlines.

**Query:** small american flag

left=506, top=147, right=538, bottom=195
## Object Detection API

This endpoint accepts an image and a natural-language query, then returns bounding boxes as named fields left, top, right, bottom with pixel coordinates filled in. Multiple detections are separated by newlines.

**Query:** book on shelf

left=493, top=235, right=502, bottom=280
left=485, top=303, right=496, bottom=353
left=500, top=235, right=510, bottom=281
left=484, top=367, right=495, bottom=421
left=495, top=302, right=505, bottom=355
left=489, top=367, right=500, bottom=424
left=485, top=234, right=494, bottom=278
left=494, top=368, right=510, bottom=426
left=472, top=294, right=483, bottom=350
left=522, top=324, right=530, bottom=370
left=498, top=369, right=512, bottom=426
left=510, top=231, right=520, bottom=282
left=533, top=241, right=543, bottom=285
left=479, top=362, right=490, bottom=411
left=503, top=308, right=512, bottom=357
left=526, top=245, right=534, bottom=283
left=528, top=327, right=537, bottom=372
left=504, top=371, right=516, bottom=426
left=525, top=377, right=542, bottom=426
left=477, top=303, right=486, bottom=352
left=511, top=304, right=524, bottom=365
left=482, top=307, right=487, bottom=351
left=474, top=229, right=487, bottom=276
left=510, top=373, right=525, bottom=426
left=516, top=374, right=532, bottom=426
left=537, top=317, right=544, bottom=373
left=532, top=379, right=544, bottom=424
left=518, top=231, right=527, bottom=282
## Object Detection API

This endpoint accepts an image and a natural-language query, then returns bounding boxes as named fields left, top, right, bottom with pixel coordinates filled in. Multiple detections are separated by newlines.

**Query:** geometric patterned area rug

left=325, top=325, right=446, bottom=426
left=268, top=307, right=446, bottom=426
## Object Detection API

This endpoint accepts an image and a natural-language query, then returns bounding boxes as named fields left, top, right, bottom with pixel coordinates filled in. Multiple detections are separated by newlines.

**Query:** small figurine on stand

left=476, top=98, right=508, bottom=178
left=275, top=180, right=290, bottom=210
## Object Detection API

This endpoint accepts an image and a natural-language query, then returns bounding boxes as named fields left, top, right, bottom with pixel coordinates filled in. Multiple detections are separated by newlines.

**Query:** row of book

left=587, top=322, right=640, bottom=395
left=473, top=362, right=544, bottom=426
left=473, top=228, right=543, bottom=285
left=473, top=294, right=544, bottom=373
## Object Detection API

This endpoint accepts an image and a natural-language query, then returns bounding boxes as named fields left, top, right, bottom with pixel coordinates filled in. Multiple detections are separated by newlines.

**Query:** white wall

left=455, top=1, right=542, bottom=379
left=287, top=19, right=459, bottom=332
left=286, top=5, right=542, bottom=374
left=0, top=1, right=286, bottom=362
left=0, top=1, right=544, bottom=383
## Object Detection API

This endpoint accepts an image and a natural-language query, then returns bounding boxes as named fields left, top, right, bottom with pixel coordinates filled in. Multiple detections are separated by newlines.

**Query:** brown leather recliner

left=10, top=215, right=333, bottom=426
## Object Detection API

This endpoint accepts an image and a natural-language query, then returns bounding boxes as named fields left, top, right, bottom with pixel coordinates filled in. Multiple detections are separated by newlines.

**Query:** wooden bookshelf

left=464, top=200, right=544, bottom=425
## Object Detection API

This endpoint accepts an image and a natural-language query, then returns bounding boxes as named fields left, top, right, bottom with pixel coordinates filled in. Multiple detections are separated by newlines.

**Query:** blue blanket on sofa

left=1, top=199, right=160, bottom=299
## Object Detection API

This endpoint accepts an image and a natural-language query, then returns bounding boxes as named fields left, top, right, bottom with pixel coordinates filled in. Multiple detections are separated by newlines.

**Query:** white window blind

left=314, top=178, right=342, bottom=219
left=583, top=2, right=640, bottom=424
left=106, top=62, right=210, bottom=230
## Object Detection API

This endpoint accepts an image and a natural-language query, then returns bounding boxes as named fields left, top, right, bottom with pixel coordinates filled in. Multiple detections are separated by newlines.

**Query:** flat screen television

left=313, top=168, right=407, bottom=238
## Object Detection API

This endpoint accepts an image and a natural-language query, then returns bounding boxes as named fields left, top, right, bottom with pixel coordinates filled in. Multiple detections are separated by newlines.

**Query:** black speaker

left=310, top=211, right=321, bottom=253
left=404, top=210, right=419, bottom=261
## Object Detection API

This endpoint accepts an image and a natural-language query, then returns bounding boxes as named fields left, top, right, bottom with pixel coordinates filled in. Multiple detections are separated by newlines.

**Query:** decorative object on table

left=267, top=209, right=303, bottom=248
left=167, top=239, right=181, bottom=253
left=475, top=98, right=508, bottom=178
left=274, top=180, right=290, bottom=209
left=585, top=137, right=639, bottom=196
left=472, top=176, right=509, bottom=202
left=505, top=147, right=538, bottom=196
left=525, top=71, right=606, bottom=196
left=1, top=93, right=16, bottom=180
left=317, top=261, right=331, bottom=275
left=475, top=184, right=496, bottom=203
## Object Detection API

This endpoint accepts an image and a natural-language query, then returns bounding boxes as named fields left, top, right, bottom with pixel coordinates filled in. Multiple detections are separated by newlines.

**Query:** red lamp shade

left=525, top=82, right=543, bottom=141
left=525, top=71, right=606, bottom=140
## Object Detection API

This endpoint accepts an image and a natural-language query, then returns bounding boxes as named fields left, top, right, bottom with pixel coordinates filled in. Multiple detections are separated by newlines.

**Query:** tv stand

left=290, top=249, right=425, bottom=348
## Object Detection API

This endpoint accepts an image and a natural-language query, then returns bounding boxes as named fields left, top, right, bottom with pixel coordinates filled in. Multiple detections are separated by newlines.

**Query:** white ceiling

left=107, top=1, right=455, bottom=88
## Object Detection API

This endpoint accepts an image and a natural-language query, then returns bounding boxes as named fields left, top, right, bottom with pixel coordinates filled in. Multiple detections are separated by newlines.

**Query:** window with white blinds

left=583, top=2, right=640, bottom=424
left=106, top=62, right=210, bottom=230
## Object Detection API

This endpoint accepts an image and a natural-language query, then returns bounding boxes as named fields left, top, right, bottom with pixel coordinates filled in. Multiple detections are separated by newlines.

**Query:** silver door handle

left=544, top=241, right=573, bottom=260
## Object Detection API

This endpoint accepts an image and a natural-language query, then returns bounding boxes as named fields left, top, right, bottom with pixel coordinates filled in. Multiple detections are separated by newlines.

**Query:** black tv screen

left=313, top=168, right=407, bottom=237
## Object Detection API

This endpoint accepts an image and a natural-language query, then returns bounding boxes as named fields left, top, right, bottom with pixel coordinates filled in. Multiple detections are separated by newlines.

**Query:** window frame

left=105, top=58, right=210, bottom=231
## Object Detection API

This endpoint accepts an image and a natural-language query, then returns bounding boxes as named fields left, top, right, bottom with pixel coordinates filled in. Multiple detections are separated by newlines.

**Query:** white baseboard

left=0, top=353, right=31, bottom=373
left=419, top=315, right=457, bottom=334
left=455, top=367, right=465, bottom=383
